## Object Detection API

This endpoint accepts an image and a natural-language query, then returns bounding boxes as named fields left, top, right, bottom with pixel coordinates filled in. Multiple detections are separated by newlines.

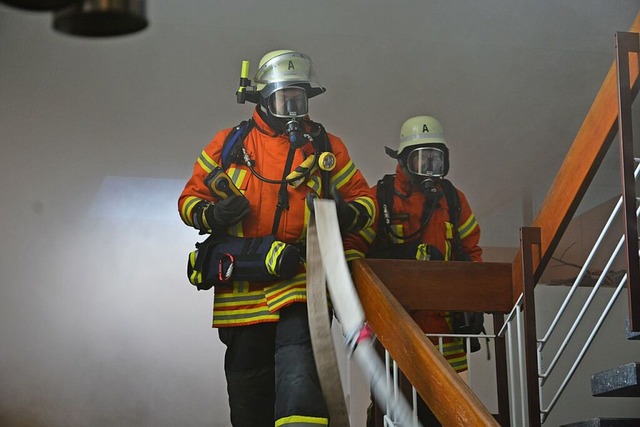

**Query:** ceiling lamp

left=53, top=0, right=148, bottom=37
left=0, top=0, right=74, bottom=11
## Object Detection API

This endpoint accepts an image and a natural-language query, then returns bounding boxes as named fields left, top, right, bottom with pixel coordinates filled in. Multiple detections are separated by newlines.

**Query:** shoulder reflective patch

left=458, top=214, right=478, bottom=239
left=330, top=160, right=356, bottom=190
left=196, top=150, right=220, bottom=173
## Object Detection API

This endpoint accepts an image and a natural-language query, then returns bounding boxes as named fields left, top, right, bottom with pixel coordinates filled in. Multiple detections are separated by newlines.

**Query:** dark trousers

left=218, top=303, right=328, bottom=427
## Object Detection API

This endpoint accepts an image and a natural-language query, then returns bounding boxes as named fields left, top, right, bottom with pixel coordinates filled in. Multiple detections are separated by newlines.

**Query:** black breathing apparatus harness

left=220, top=117, right=333, bottom=235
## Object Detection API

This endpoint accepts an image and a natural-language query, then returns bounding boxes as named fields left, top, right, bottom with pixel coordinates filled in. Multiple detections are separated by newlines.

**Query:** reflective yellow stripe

left=305, top=174, right=322, bottom=194
left=390, top=224, right=404, bottom=244
left=445, top=221, right=454, bottom=240
left=345, top=248, right=365, bottom=262
left=196, top=150, right=219, bottom=173
left=330, top=160, right=356, bottom=190
left=269, top=289, right=307, bottom=313
left=354, top=196, right=376, bottom=228
left=448, top=357, right=468, bottom=372
left=276, top=415, right=329, bottom=426
left=263, top=274, right=308, bottom=312
left=181, top=196, right=201, bottom=225
left=445, top=240, right=451, bottom=261
left=416, top=243, right=429, bottom=260
left=189, top=250, right=202, bottom=284
left=227, top=221, right=244, bottom=237
left=234, top=280, right=249, bottom=293
left=458, top=214, right=478, bottom=239
left=227, top=167, right=248, bottom=192
left=215, top=288, right=264, bottom=302
left=213, top=310, right=279, bottom=326
left=265, top=240, right=287, bottom=276
left=358, top=226, right=376, bottom=244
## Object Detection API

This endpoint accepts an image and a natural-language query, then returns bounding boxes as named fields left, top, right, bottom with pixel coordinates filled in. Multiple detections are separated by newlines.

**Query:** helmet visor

left=406, top=147, right=445, bottom=177
left=268, top=87, right=308, bottom=118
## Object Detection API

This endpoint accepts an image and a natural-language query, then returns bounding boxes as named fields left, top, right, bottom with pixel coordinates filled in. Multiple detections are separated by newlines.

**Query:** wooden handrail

left=364, top=259, right=513, bottom=312
left=511, top=13, right=640, bottom=301
left=352, top=259, right=500, bottom=427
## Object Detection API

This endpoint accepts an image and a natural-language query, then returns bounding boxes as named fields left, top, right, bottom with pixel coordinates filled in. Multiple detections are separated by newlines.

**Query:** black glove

left=195, top=195, right=249, bottom=232
left=331, top=186, right=370, bottom=233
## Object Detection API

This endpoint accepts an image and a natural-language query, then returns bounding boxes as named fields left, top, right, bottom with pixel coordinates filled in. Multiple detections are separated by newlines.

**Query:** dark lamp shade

left=53, top=0, right=147, bottom=37
left=0, top=0, right=75, bottom=11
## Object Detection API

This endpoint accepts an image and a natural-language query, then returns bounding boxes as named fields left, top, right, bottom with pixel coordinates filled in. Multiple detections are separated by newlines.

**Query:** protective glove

left=195, top=195, right=250, bottom=232
left=331, top=186, right=370, bottom=233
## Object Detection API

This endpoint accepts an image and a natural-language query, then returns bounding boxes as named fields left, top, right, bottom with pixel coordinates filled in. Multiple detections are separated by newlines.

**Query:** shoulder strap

left=376, top=174, right=396, bottom=234
left=221, top=119, right=255, bottom=169
left=306, top=120, right=333, bottom=199
left=439, top=178, right=460, bottom=226
left=439, top=179, right=469, bottom=261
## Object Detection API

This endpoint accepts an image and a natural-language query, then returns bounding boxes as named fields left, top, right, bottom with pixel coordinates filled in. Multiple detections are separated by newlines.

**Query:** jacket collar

left=395, top=165, right=415, bottom=194
left=252, top=107, right=280, bottom=137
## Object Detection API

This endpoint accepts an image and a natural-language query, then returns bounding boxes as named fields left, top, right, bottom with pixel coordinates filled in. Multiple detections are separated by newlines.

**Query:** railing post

left=520, top=226, right=542, bottom=427
left=615, top=31, right=640, bottom=332
left=492, top=313, right=511, bottom=427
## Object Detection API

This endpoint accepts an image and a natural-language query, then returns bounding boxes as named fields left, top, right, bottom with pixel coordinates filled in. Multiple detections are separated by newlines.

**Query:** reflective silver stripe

left=458, top=214, right=478, bottom=239
left=400, top=132, right=444, bottom=143
left=329, top=160, right=356, bottom=190
left=196, top=150, right=219, bottom=173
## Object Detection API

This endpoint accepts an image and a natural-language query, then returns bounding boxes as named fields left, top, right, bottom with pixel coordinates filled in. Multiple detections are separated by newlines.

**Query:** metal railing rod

left=539, top=160, right=640, bottom=347
left=516, top=306, right=528, bottom=427
left=498, top=293, right=523, bottom=337
left=425, top=333, right=497, bottom=339
left=540, top=273, right=627, bottom=422
left=539, top=234, right=625, bottom=382
left=506, top=322, right=518, bottom=427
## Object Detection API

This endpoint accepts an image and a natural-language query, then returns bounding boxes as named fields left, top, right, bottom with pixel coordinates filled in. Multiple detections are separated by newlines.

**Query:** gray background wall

left=1, top=1, right=639, bottom=425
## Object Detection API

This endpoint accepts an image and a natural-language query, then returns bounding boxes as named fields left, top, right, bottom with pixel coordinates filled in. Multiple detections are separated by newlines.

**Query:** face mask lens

left=407, top=147, right=444, bottom=177
left=268, top=88, right=308, bottom=118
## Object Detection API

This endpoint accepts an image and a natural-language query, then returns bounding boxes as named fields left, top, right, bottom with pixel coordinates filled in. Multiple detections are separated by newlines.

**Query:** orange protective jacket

left=370, top=166, right=481, bottom=371
left=179, top=108, right=376, bottom=328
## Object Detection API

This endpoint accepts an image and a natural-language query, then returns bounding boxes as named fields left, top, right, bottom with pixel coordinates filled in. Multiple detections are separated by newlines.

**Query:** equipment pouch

left=187, top=234, right=301, bottom=290
left=451, top=311, right=485, bottom=353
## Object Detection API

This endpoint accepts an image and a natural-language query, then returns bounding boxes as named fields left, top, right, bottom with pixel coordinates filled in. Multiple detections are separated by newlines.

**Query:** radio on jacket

left=204, top=166, right=243, bottom=200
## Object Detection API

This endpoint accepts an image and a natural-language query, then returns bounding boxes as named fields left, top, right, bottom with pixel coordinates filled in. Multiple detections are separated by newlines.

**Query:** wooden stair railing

left=511, top=13, right=640, bottom=302
left=352, top=258, right=512, bottom=426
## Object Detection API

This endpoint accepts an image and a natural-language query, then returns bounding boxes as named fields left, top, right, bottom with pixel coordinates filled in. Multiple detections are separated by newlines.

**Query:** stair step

left=560, top=418, right=640, bottom=427
left=626, top=319, right=640, bottom=340
left=592, top=362, right=640, bottom=397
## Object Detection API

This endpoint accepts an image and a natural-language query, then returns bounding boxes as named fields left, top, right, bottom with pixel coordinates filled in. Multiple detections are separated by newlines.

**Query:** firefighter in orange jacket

left=369, top=115, right=481, bottom=426
left=178, top=50, right=375, bottom=427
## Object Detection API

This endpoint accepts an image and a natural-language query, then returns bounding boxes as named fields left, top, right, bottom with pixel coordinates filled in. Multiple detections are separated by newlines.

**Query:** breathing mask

left=403, top=146, right=446, bottom=192
left=267, top=87, right=309, bottom=148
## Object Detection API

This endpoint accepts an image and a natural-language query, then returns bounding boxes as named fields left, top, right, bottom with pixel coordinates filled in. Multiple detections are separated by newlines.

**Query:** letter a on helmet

left=252, top=50, right=325, bottom=99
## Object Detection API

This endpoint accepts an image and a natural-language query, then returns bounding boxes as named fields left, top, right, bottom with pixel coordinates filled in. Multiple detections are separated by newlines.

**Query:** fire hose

left=306, top=199, right=419, bottom=427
